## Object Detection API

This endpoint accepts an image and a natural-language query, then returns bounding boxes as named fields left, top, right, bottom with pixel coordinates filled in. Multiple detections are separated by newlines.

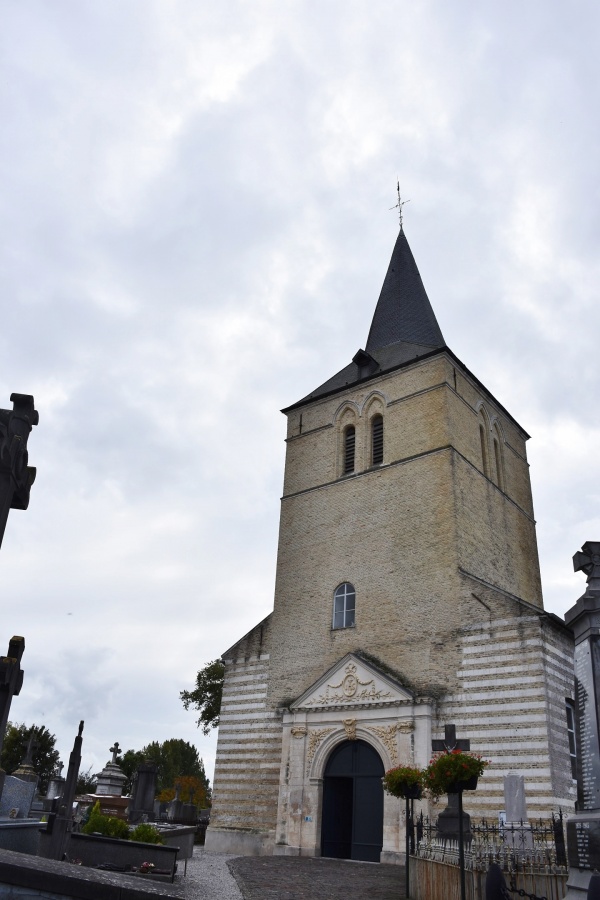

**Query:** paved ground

left=229, top=856, right=407, bottom=900
left=179, top=850, right=406, bottom=900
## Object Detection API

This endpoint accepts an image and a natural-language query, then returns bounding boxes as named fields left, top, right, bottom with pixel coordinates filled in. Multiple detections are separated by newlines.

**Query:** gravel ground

left=177, top=848, right=243, bottom=900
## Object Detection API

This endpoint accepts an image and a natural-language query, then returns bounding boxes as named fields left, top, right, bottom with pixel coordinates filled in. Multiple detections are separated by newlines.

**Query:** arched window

left=492, top=424, right=505, bottom=490
left=371, top=415, right=383, bottom=466
left=479, top=424, right=489, bottom=477
left=333, top=583, right=356, bottom=629
left=343, top=426, right=356, bottom=475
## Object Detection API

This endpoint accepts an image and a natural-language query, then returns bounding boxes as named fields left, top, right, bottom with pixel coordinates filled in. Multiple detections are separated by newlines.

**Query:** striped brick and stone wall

left=206, top=619, right=283, bottom=855
left=436, top=608, right=575, bottom=819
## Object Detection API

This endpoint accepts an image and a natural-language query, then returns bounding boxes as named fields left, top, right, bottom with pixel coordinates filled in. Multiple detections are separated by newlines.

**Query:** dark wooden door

left=321, top=740, right=384, bottom=862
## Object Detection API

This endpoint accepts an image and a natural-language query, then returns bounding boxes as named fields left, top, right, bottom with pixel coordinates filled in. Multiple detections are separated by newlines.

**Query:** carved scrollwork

left=306, top=728, right=335, bottom=771
left=368, top=724, right=399, bottom=763
left=397, top=721, right=415, bottom=733
left=291, top=726, right=308, bottom=739
left=342, top=718, right=357, bottom=740
left=307, top=663, right=392, bottom=707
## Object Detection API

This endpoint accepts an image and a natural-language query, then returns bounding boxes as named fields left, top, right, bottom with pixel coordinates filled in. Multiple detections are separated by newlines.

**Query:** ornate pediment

left=292, top=653, right=413, bottom=710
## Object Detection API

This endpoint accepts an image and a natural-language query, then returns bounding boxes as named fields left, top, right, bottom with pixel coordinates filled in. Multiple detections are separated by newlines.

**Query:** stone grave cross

left=431, top=723, right=470, bottom=755
left=0, top=636, right=25, bottom=799
left=0, top=394, right=39, bottom=551
left=110, top=742, right=121, bottom=764
left=22, top=729, right=39, bottom=766
left=0, top=636, right=25, bottom=758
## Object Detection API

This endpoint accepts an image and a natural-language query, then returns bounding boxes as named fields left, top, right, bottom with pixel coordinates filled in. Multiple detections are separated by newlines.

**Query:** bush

left=81, top=801, right=130, bottom=840
left=129, top=823, right=164, bottom=844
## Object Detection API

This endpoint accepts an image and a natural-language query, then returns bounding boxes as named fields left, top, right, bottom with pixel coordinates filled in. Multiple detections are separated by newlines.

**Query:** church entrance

left=321, top=739, right=384, bottom=862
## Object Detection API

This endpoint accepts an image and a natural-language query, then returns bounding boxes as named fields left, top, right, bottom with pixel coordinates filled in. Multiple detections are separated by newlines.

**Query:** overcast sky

left=1, top=1, right=599, bottom=783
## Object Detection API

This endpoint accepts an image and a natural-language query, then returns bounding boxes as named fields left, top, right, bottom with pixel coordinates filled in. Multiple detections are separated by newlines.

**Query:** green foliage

left=180, top=659, right=224, bottom=735
left=76, top=766, right=97, bottom=795
left=82, top=801, right=130, bottom=840
left=129, top=823, right=164, bottom=844
left=158, top=774, right=210, bottom=808
left=423, top=751, right=489, bottom=801
left=382, top=765, right=423, bottom=799
left=120, top=749, right=146, bottom=795
left=1, top=723, right=60, bottom=794
left=120, top=739, right=210, bottom=797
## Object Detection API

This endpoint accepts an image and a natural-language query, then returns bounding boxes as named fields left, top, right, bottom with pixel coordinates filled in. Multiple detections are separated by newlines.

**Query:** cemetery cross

left=0, top=394, right=39, bottom=551
left=109, top=742, right=122, bottom=764
left=0, top=635, right=25, bottom=799
left=432, top=724, right=471, bottom=900
left=431, top=723, right=470, bottom=755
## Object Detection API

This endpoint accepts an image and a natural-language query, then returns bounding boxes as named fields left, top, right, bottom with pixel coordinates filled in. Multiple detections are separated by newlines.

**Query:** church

left=205, top=222, right=576, bottom=863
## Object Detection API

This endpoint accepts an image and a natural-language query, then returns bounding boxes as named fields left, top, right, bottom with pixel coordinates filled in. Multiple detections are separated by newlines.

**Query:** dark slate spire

left=365, top=229, right=444, bottom=352
left=283, top=227, right=447, bottom=412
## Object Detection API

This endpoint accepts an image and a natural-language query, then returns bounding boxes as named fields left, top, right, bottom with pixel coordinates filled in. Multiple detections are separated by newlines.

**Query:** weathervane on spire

left=389, top=180, right=410, bottom=231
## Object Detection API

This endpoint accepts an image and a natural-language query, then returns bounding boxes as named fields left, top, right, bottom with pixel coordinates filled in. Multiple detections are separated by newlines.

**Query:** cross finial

left=389, top=180, right=410, bottom=231
left=109, top=741, right=121, bottom=764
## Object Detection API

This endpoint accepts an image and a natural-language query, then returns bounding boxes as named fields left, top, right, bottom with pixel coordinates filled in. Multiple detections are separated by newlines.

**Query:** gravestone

left=0, top=636, right=25, bottom=800
left=564, top=543, right=600, bottom=898
left=128, top=759, right=158, bottom=824
left=46, top=764, right=65, bottom=802
left=503, top=773, right=533, bottom=851
left=95, top=741, right=127, bottom=796
left=0, top=775, right=36, bottom=819
left=432, top=724, right=472, bottom=841
left=0, top=394, right=39, bottom=550
left=12, top=728, right=40, bottom=783
left=167, top=784, right=184, bottom=823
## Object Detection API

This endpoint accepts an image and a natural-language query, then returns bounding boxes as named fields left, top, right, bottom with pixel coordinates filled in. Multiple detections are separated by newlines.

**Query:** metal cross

left=389, top=180, right=410, bottom=231
left=431, top=724, right=471, bottom=754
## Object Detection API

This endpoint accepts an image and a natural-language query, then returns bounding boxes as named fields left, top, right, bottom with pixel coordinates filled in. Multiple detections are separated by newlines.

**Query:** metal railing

left=410, top=811, right=568, bottom=876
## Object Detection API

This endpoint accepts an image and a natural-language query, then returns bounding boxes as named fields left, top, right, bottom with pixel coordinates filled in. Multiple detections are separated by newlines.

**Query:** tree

left=180, top=659, right=224, bottom=735
left=120, top=739, right=210, bottom=796
left=76, top=766, right=97, bottom=795
left=158, top=774, right=211, bottom=808
left=120, top=749, right=146, bottom=795
left=1, top=723, right=60, bottom=793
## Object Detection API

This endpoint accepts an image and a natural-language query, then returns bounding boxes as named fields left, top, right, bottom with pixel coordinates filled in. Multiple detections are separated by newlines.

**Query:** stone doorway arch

left=321, top=739, right=384, bottom=862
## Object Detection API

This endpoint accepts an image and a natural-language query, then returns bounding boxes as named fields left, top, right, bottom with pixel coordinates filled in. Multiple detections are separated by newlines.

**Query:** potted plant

left=382, top=764, right=423, bottom=800
left=423, top=750, right=489, bottom=800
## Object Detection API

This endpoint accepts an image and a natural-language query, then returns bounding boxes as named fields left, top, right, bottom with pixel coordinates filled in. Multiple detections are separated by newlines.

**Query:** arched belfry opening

left=321, top=739, right=384, bottom=862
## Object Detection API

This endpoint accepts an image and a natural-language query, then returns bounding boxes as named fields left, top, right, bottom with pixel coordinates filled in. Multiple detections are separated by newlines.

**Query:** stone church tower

left=206, top=225, right=576, bottom=862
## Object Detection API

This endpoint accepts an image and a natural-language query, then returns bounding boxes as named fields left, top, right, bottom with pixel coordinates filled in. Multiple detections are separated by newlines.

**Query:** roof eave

left=281, top=345, right=531, bottom=440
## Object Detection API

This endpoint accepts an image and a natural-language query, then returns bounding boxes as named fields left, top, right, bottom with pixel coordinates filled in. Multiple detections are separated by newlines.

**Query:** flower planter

left=446, top=775, right=478, bottom=794
left=401, top=783, right=423, bottom=800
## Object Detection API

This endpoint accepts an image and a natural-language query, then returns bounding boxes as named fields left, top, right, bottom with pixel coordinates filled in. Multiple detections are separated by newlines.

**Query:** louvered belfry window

left=343, top=426, right=356, bottom=475
left=371, top=415, right=383, bottom=465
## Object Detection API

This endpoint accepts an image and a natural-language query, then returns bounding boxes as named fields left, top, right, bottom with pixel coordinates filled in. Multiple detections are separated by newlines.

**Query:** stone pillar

left=564, top=542, right=600, bottom=898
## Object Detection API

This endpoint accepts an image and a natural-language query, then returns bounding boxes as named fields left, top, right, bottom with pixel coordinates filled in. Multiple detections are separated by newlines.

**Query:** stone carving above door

left=291, top=653, right=414, bottom=710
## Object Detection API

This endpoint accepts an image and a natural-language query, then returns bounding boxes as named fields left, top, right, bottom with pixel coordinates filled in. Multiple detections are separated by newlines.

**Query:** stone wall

left=205, top=644, right=282, bottom=855
left=436, top=601, right=575, bottom=819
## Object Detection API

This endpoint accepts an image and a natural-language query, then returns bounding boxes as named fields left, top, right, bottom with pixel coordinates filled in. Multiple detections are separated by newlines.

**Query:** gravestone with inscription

left=564, top=542, right=600, bottom=898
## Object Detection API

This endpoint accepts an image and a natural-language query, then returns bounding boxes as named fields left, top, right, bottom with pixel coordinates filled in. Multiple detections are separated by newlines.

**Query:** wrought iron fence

left=410, top=810, right=568, bottom=876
